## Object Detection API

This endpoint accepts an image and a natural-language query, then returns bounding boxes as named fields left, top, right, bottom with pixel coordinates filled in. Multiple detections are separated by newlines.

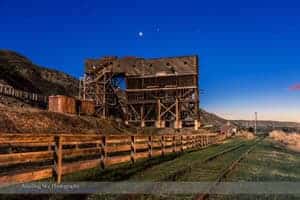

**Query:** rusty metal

left=48, top=95, right=76, bottom=114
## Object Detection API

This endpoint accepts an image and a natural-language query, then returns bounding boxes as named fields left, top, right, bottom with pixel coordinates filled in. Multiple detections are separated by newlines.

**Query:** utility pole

left=254, top=112, right=258, bottom=134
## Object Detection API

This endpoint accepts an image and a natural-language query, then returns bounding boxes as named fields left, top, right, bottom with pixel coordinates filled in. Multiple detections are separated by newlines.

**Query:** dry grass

left=269, top=130, right=300, bottom=153
left=237, top=130, right=256, bottom=140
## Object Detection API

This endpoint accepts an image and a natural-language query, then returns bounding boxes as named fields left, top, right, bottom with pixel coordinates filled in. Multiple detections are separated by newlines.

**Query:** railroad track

left=161, top=142, right=247, bottom=181
left=103, top=137, right=264, bottom=200
left=115, top=138, right=253, bottom=200
left=193, top=136, right=265, bottom=200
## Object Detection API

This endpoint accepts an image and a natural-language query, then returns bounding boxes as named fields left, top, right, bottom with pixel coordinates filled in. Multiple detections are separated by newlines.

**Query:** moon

left=138, top=31, right=143, bottom=37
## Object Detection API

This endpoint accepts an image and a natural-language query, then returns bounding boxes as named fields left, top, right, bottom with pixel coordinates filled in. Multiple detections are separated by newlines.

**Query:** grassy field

left=212, top=138, right=300, bottom=200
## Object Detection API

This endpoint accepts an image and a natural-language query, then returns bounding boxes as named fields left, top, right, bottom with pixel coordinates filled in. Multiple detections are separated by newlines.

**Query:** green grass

left=210, top=139, right=300, bottom=200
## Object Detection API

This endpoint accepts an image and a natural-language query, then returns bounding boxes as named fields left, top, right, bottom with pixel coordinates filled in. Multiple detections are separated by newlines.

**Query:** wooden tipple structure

left=80, top=55, right=200, bottom=129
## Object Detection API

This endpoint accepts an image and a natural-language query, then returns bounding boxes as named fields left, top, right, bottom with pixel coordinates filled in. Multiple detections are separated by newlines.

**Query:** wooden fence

left=0, top=84, right=47, bottom=104
left=0, top=133, right=225, bottom=186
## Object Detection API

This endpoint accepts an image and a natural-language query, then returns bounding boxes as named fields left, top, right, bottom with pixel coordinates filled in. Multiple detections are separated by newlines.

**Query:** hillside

left=199, top=108, right=228, bottom=128
left=0, top=105, right=136, bottom=134
left=0, top=50, right=78, bottom=96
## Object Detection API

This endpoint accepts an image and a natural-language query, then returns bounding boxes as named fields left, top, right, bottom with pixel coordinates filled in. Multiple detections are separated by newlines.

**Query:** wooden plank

left=163, top=136, right=174, bottom=141
left=63, top=147, right=100, bottom=158
left=134, top=136, right=148, bottom=143
left=0, top=167, right=53, bottom=186
left=135, top=143, right=148, bottom=150
left=164, top=141, right=173, bottom=147
left=0, top=136, right=54, bottom=144
left=152, top=150, right=162, bottom=157
left=151, top=141, right=162, bottom=148
left=106, top=136, right=131, bottom=144
left=63, top=141, right=101, bottom=145
left=106, top=155, right=131, bottom=166
left=135, top=152, right=149, bottom=160
left=106, top=144, right=131, bottom=153
left=151, top=136, right=162, bottom=142
left=61, top=136, right=103, bottom=143
left=0, top=151, right=53, bottom=166
left=62, top=159, right=101, bottom=175
left=164, top=147, right=174, bottom=154
left=0, top=142, right=55, bottom=148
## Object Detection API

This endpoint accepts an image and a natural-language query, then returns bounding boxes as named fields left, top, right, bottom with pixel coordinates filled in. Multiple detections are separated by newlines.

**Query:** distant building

left=220, top=121, right=237, bottom=137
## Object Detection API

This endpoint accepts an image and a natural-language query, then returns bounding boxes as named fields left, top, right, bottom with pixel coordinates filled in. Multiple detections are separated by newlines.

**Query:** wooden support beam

left=140, top=105, right=145, bottom=128
left=156, top=99, right=161, bottom=128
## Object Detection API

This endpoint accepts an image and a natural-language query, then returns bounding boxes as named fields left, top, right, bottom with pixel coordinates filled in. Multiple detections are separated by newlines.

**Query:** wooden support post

left=161, top=135, right=165, bottom=156
left=175, top=98, right=181, bottom=129
left=54, top=136, right=62, bottom=184
left=156, top=99, right=161, bottom=128
left=140, top=106, right=145, bottom=128
left=194, top=120, right=199, bottom=130
left=100, top=136, right=106, bottom=169
left=148, top=136, right=152, bottom=158
left=131, top=136, right=136, bottom=164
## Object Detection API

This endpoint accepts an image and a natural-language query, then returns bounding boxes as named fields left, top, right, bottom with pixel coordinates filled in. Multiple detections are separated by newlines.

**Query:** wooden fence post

left=180, top=135, right=184, bottom=152
left=173, top=135, right=176, bottom=153
left=54, top=136, right=62, bottom=184
left=131, top=136, right=136, bottom=164
left=187, top=135, right=191, bottom=149
left=193, top=135, right=196, bottom=148
left=206, top=136, right=209, bottom=146
left=101, top=136, right=106, bottom=169
left=161, top=135, right=165, bottom=156
left=148, top=136, right=152, bottom=158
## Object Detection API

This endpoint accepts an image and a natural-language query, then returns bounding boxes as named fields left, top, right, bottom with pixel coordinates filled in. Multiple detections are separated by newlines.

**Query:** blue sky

left=1, top=0, right=300, bottom=122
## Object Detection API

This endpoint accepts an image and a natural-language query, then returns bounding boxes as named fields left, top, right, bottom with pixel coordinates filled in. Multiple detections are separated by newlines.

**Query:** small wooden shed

left=78, top=99, right=95, bottom=115
left=48, top=95, right=76, bottom=114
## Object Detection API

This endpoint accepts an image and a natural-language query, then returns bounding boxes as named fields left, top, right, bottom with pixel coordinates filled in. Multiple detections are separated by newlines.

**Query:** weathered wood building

left=80, top=55, right=200, bottom=129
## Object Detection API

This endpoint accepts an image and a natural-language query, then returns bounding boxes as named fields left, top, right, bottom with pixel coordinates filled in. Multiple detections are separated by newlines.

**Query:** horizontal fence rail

left=0, top=133, right=226, bottom=186
left=0, top=84, right=47, bottom=104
